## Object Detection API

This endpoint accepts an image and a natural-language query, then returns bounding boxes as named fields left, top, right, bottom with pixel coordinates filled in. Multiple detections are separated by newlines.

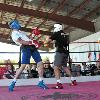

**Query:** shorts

left=53, top=52, right=69, bottom=67
left=21, top=46, right=42, bottom=64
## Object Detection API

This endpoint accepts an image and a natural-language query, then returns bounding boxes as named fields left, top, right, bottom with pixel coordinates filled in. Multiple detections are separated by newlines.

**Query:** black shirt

left=50, top=30, right=69, bottom=53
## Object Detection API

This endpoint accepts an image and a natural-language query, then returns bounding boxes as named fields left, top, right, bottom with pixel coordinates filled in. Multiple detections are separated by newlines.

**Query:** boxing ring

left=0, top=76, right=100, bottom=100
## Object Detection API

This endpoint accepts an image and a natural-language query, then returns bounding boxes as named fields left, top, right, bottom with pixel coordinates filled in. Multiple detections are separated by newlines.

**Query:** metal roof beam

left=0, top=23, right=52, bottom=35
left=68, top=0, right=91, bottom=16
left=64, top=0, right=91, bottom=31
left=82, top=4, right=100, bottom=19
left=0, top=3, right=95, bottom=32
left=25, top=0, right=47, bottom=27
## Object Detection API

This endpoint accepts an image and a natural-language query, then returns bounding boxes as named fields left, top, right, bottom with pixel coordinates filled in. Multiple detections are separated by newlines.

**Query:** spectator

left=90, top=64, right=97, bottom=76
left=3, top=59, right=15, bottom=79
left=25, top=64, right=31, bottom=79
left=43, top=60, right=54, bottom=78
left=0, top=66, right=7, bottom=79
left=31, top=65, right=38, bottom=78
left=71, top=64, right=81, bottom=77
left=22, top=67, right=29, bottom=79
left=96, top=58, right=100, bottom=74
left=81, top=62, right=87, bottom=76
left=96, top=58, right=100, bottom=69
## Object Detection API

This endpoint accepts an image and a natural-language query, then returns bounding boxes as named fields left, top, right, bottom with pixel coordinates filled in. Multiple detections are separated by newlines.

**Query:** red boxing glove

left=32, top=28, right=40, bottom=36
left=29, top=40, right=41, bottom=48
left=33, top=40, right=41, bottom=48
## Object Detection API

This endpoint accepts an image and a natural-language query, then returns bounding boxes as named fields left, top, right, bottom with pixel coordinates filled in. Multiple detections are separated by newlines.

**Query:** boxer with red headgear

left=8, top=20, right=48, bottom=92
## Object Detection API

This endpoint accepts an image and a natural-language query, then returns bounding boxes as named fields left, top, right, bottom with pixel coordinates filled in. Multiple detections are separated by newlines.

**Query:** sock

left=39, top=77, right=43, bottom=81
left=71, top=77, right=76, bottom=81
left=13, top=78, right=17, bottom=82
left=57, top=79, right=61, bottom=83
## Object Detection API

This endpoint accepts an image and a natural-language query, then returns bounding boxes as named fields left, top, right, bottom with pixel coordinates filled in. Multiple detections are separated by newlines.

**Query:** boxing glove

left=29, top=40, right=41, bottom=48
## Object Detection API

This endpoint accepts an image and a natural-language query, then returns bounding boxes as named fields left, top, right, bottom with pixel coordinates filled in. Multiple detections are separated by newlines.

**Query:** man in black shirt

left=48, top=23, right=72, bottom=89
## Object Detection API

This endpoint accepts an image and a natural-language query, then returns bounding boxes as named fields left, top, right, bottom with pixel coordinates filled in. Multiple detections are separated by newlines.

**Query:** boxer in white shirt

left=8, top=20, right=48, bottom=91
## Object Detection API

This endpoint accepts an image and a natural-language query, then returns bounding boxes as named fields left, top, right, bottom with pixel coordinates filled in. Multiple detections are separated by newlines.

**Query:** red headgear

left=32, top=28, right=40, bottom=36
